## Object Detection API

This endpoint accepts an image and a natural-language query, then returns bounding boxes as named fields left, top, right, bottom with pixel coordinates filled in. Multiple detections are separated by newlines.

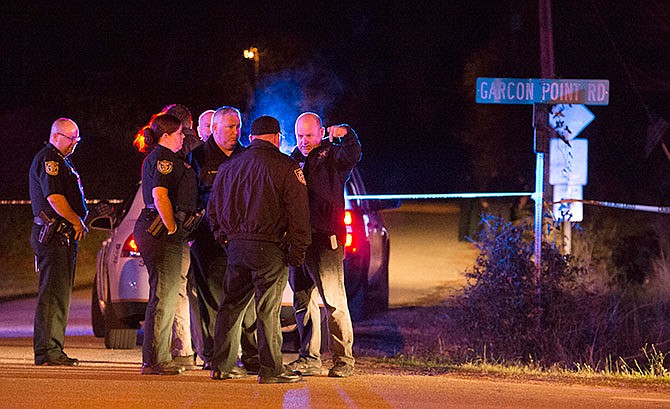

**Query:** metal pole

left=562, top=219, right=572, bottom=254
left=533, top=149, right=544, bottom=274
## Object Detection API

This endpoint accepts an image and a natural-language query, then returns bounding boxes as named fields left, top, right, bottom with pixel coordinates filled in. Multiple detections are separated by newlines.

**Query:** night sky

left=2, top=1, right=668, bottom=205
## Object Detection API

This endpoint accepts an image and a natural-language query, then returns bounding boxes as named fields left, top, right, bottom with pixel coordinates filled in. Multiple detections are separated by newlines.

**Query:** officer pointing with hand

left=287, top=112, right=362, bottom=378
left=29, top=118, right=88, bottom=366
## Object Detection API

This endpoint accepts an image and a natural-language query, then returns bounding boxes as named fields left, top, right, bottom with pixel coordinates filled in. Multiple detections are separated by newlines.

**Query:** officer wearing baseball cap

left=207, top=115, right=311, bottom=383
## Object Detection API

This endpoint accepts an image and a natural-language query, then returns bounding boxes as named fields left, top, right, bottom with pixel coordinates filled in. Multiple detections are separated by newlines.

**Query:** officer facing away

left=207, top=115, right=311, bottom=384
left=29, top=118, right=88, bottom=366
left=287, top=112, right=362, bottom=378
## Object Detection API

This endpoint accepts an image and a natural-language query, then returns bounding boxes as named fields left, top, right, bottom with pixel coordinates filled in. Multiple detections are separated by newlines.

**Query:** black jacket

left=207, top=139, right=311, bottom=264
left=291, top=125, right=362, bottom=243
left=189, top=137, right=245, bottom=210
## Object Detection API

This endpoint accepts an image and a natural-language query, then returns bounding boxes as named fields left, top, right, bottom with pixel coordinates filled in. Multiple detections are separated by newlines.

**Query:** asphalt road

left=384, top=202, right=478, bottom=306
left=2, top=316, right=670, bottom=409
left=2, top=203, right=670, bottom=408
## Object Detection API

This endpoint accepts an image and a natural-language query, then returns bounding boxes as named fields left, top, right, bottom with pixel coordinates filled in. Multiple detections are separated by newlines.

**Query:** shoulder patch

left=294, top=168, right=306, bottom=186
left=44, top=161, right=59, bottom=176
left=157, top=160, right=173, bottom=175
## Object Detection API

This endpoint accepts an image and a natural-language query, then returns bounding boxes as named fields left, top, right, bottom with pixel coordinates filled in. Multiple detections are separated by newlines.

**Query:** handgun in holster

left=146, top=213, right=167, bottom=239
left=181, top=209, right=205, bottom=234
left=37, top=211, right=57, bottom=245
left=38, top=210, right=75, bottom=246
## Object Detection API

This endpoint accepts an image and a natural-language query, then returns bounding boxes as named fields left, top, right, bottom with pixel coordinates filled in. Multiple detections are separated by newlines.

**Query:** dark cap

left=162, top=104, right=192, bottom=129
left=250, top=115, right=280, bottom=135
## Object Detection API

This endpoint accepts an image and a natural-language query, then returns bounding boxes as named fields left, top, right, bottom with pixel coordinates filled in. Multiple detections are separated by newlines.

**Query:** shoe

left=242, top=358, right=261, bottom=375
left=286, top=357, right=322, bottom=376
left=328, top=362, right=354, bottom=378
left=258, top=369, right=303, bottom=384
left=38, top=356, right=80, bottom=366
left=172, top=354, right=199, bottom=370
left=140, top=361, right=184, bottom=375
left=244, top=364, right=260, bottom=375
left=210, top=366, right=248, bottom=380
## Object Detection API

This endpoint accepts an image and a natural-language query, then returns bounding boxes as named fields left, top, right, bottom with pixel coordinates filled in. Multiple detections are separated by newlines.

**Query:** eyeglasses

left=57, top=132, right=81, bottom=143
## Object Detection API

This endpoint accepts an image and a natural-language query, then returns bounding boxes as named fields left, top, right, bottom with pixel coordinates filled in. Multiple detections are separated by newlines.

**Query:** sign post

left=476, top=77, right=609, bottom=272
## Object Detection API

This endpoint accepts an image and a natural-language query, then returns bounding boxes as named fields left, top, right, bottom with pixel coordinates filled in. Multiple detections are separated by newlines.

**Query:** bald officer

left=29, top=118, right=88, bottom=366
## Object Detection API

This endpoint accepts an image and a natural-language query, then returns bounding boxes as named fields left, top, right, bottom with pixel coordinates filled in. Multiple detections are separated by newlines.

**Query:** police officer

left=286, top=112, right=361, bottom=378
left=29, top=118, right=88, bottom=366
left=196, top=109, right=215, bottom=142
left=207, top=115, right=310, bottom=384
left=189, top=106, right=258, bottom=371
left=133, top=113, right=197, bottom=375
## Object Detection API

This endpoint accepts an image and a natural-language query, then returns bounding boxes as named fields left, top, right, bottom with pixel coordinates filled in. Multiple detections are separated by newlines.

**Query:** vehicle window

left=115, top=182, right=141, bottom=227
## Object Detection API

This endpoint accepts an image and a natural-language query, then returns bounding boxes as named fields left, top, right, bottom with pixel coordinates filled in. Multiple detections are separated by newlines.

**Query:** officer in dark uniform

left=207, top=115, right=311, bottom=384
left=29, top=118, right=88, bottom=366
left=188, top=106, right=259, bottom=371
left=287, top=112, right=361, bottom=378
left=132, top=113, right=198, bottom=375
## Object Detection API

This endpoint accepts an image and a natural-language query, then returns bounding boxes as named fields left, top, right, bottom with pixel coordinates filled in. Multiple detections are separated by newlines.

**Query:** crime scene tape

left=346, top=192, right=532, bottom=200
left=0, top=199, right=124, bottom=205
left=2, top=192, right=534, bottom=205
left=554, top=199, right=670, bottom=215
left=4, top=195, right=666, bottom=216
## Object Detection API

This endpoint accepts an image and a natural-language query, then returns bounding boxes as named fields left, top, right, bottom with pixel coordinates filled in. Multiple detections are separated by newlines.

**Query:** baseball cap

left=250, top=115, right=280, bottom=135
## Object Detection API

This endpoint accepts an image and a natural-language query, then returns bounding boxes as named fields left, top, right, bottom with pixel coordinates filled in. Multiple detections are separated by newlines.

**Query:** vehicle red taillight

left=344, top=210, right=356, bottom=253
left=121, top=234, right=141, bottom=257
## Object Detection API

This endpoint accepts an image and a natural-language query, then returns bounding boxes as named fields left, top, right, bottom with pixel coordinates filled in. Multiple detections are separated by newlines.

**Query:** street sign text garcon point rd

left=476, top=78, right=610, bottom=105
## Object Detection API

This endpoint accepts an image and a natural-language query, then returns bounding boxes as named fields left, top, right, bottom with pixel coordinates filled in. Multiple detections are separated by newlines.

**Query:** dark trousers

left=134, top=211, right=188, bottom=367
left=211, top=240, right=287, bottom=377
left=189, top=222, right=258, bottom=365
left=30, top=225, right=77, bottom=365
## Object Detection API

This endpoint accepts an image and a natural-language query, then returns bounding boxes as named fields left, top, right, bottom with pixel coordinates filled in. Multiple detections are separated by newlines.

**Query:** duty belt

left=143, top=207, right=188, bottom=222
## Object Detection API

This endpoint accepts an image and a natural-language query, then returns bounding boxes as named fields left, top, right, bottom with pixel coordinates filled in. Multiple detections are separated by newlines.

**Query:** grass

left=0, top=205, right=106, bottom=299
left=354, top=345, right=670, bottom=391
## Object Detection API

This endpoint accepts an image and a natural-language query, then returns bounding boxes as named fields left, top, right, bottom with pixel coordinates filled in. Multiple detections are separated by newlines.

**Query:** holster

left=146, top=209, right=205, bottom=238
left=38, top=210, right=75, bottom=246
left=146, top=213, right=167, bottom=239
left=181, top=209, right=205, bottom=234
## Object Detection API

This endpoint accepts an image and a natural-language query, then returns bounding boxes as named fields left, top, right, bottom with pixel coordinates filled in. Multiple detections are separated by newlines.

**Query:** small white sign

left=553, top=184, right=583, bottom=222
left=549, top=138, right=588, bottom=185
left=549, top=104, right=595, bottom=140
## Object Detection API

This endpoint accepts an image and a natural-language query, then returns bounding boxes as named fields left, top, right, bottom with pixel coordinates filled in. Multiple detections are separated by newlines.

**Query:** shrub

left=456, top=212, right=670, bottom=371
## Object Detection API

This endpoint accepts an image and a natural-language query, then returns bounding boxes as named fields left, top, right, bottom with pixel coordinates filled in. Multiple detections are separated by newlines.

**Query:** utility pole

left=533, top=0, right=556, bottom=328
left=538, top=0, right=570, bottom=255
left=244, top=47, right=260, bottom=112
left=538, top=0, right=555, bottom=79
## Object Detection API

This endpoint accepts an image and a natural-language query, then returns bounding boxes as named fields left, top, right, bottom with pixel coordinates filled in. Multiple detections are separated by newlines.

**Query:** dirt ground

left=348, top=203, right=476, bottom=371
